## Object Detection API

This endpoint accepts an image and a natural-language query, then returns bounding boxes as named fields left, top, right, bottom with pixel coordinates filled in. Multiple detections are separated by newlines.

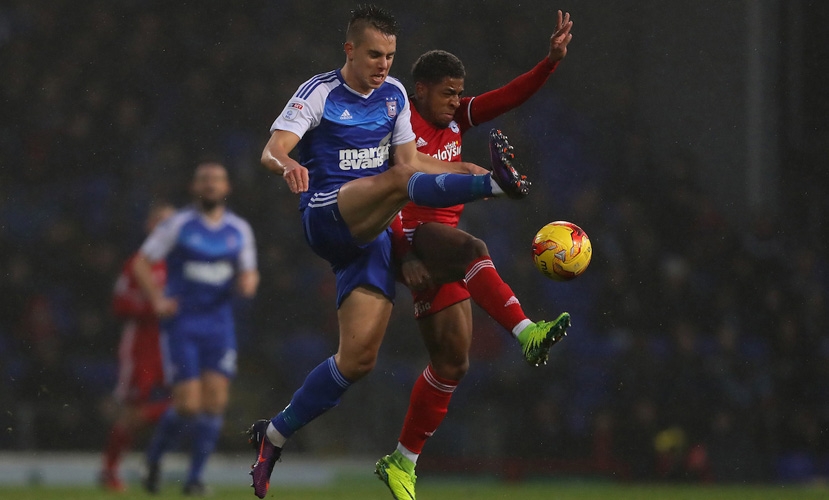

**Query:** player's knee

left=175, top=399, right=201, bottom=417
left=461, top=235, right=490, bottom=261
left=432, top=358, right=469, bottom=381
left=388, top=162, right=418, bottom=187
left=337, top=351, right=378, bottom=381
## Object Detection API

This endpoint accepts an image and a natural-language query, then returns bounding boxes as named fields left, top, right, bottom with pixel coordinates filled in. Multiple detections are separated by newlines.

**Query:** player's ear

left=414, top=81, right=427, bottom=100
left=344, top=41, right=354, bottom=61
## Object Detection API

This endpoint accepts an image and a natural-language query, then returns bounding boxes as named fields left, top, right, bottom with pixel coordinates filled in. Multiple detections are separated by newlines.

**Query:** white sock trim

left=512, top=319, right=533, bottom=339
left=266, top=422, right=288, bottom=448
left=396, top=442, right=419, bottom=465
left=490, top=176, right=504, bottom=196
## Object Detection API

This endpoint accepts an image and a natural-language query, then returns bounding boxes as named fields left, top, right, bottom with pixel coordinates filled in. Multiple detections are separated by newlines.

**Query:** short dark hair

left=411, top=50, right=466, bottom=85
left=347, top=4, right=399, bottom=44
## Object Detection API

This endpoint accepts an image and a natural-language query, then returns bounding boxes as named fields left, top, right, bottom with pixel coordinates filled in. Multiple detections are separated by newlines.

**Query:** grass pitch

left=0, top=480, right=826, bottom=500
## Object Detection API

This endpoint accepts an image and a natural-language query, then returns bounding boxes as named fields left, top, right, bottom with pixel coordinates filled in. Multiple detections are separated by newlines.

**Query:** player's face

left=192, top=164, right=230, bottom=209
left=416, top=77, right=465, bottom=129
left=344, top=27, right=396, bottom=94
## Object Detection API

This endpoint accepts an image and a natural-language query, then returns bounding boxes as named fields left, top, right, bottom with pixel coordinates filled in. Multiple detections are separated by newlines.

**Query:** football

left=531, top=221, right=592, bottom=281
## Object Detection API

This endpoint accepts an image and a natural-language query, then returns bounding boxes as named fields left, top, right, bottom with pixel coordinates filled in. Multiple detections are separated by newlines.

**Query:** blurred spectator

left=0, top=0, right=826, bottom=486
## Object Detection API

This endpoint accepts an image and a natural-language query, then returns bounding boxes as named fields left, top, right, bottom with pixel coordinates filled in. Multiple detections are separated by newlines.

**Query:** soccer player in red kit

left=100, top=204, right=174, bottom=491
left=375, top=11, right=574, bottom=499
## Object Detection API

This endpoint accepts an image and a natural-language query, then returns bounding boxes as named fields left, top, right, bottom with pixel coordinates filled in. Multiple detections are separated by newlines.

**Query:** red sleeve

left=460, top=57, right=559, bottom=130
left=389, top=212, right=412, bottom=263
left=112, top=255, right=156, bottom=320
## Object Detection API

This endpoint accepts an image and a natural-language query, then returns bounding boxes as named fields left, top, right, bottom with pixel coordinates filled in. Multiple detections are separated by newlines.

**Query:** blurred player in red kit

left=100, top=203, right=175, bottom=492
left=375, top=11, right=574, bottom=499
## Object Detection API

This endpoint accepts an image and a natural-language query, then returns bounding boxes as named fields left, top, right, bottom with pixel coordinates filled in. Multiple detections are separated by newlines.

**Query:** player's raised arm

left=261, top=129, right=309, bottom=193
left=466, top=10, right=573, bottom=127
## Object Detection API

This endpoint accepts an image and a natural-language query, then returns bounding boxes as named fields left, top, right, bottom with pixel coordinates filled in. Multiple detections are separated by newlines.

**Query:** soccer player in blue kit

left=134, top=162, right=259, bottom=495
left=247, top=5, right=537, bottom=498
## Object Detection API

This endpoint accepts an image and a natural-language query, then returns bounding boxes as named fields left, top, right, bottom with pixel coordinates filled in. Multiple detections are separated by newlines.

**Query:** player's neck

left=198, top=204, right=225, bottom=224
left=340, top=66, right=372, bottom=96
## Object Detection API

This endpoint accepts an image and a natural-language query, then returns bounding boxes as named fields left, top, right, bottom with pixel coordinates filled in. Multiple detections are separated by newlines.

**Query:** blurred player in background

left=135, top=162, right=259, bottom=496
left=248, top=4, right=533, bottom=498
left=99, top=203, right=174, bottom=492
left=375, top=11, right=574, bottom=499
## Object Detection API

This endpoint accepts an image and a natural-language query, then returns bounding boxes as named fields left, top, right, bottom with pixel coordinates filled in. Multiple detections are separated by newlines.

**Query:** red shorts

left=113, top=323, right=166, bottom=404
left=412, top=280, right=471, bottom=319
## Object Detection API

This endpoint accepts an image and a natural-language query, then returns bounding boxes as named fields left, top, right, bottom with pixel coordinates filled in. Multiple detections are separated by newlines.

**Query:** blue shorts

left=302, top=194, right=396, bottom=307
left=160, top=315, right=237, bottom=384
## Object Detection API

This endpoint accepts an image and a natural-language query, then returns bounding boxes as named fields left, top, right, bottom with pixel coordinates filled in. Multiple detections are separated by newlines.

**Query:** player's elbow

left=259, top=149, right=271, bottom=170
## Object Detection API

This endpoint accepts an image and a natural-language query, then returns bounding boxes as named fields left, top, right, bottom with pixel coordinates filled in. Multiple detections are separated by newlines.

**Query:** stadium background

left=1, top=0, right=827, bottom=485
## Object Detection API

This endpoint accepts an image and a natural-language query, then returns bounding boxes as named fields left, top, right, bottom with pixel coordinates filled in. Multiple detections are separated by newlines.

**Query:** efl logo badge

left=385, top=99, right=397, bottom=117
left=283, top=101, right=303, bottom=121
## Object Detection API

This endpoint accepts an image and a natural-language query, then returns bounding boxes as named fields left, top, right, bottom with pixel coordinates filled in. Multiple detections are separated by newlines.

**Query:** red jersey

left=401, top=57, right=559, bottom=230
left=112, top=253, right=167, bottom=402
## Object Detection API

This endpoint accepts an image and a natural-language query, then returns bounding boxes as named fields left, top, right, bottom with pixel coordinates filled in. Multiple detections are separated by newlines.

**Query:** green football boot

left=375, top=450, right=417, bottom=500
left=517, top=312, right=571, bottom=366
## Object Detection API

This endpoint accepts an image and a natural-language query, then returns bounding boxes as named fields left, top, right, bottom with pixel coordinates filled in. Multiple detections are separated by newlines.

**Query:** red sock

left=102, top=423, right=133, bottom=473
left=464, top=257, right=528, bottom=332
left=398, top=365, right=458, bottom=455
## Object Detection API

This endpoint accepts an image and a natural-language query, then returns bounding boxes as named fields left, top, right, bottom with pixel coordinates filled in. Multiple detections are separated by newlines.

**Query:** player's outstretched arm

left=261, top=130, right=309, bottom=193
left=466, top=10, right=573, bottom=127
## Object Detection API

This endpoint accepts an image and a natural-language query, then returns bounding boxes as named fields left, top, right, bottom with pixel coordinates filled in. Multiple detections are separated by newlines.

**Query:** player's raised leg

left=412, top=222, right=570, bottom=365
left=337, top=161, right=522, bottom=245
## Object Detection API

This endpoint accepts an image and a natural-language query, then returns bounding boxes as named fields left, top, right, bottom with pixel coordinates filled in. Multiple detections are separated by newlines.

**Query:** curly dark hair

left=411, top=49, right=466, bottom=85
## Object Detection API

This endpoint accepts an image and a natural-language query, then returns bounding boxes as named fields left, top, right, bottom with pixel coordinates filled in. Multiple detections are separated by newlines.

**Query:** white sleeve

left=389, top=79, right=416, bottom=146
left=237, top=220, right=257, bottom=271
left=270, top=79, right=328, bottom=139
left=139, top=213, right=184, bottom=262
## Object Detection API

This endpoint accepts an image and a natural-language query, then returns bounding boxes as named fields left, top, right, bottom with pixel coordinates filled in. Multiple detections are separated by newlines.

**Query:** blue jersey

left=271, top=69, right=415, bottom=210
left=140, top=206, right=257, bottom=325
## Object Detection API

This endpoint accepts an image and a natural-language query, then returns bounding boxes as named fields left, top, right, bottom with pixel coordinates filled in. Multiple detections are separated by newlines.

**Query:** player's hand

left=282, top=162, right=309, bottom=193
left=151, top=296, right=178, bottom=318
left=459, top=161, right=490, bottom=175
left=548, top=10, right=573, bottom=63
left=401, top=254, right=433, bottom=291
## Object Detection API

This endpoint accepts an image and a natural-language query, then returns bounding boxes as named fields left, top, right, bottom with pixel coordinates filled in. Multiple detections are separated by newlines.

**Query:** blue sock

left=146, top=407, right=191, bottom=465
left=187, top=413, right=223, bottom=485
left=407, top=172, right=492, bottom=208
left=272, top=356, right=351, bottom=438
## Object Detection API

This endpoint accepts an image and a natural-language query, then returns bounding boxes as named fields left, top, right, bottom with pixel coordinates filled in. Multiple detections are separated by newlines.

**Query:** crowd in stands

left=1, top=0, right=826, bottom=483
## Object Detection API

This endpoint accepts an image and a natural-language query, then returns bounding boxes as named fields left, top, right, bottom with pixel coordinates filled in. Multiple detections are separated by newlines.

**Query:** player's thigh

left=413, top=223, right=486, bottom=283
left=338, top=165, right=414, bottom=243
left=418, top=299, right=473, bottom=375
left=200, top=370, right=231, bottom=414
left=335, top=286, right=393, bottom=379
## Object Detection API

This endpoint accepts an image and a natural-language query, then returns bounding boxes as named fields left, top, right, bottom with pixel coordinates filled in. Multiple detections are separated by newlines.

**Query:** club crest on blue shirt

left=385, top=98, right=397, bottom=117
left=226, top=234, right=238, bottom=249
